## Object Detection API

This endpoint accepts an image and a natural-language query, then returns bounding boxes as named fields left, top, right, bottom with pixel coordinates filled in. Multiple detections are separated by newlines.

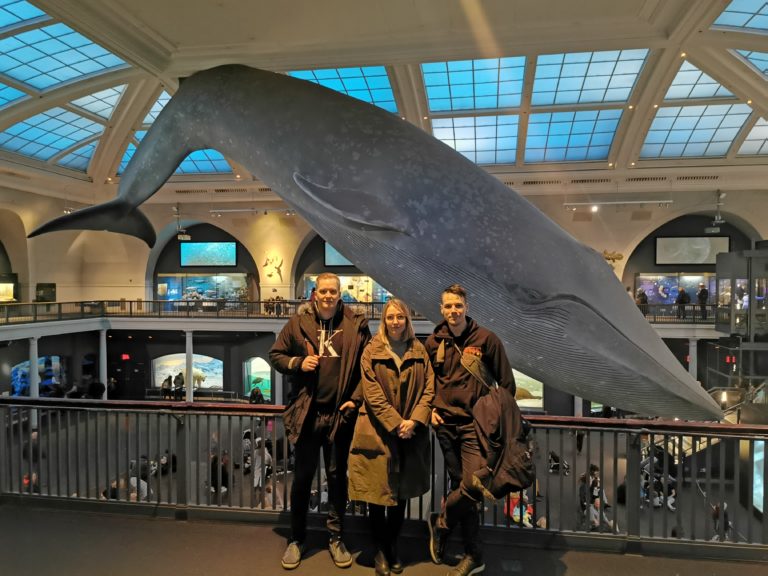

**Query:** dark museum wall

left=292, top=234, right=360, bottom=296
left=105, top=330, right=276, bottom=400
left=621, top=214, right=753, bottom=286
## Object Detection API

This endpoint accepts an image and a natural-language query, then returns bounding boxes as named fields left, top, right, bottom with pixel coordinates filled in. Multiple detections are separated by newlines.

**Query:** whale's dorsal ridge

left=293, top=172, right=410, bottom=235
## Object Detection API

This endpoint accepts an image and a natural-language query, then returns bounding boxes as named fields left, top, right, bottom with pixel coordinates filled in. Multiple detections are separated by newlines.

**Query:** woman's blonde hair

left=379, top=298, right=415, bottom=342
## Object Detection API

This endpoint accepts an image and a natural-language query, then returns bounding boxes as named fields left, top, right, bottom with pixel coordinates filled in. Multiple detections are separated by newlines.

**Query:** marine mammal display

left=29, top=65, right=721, bottom=420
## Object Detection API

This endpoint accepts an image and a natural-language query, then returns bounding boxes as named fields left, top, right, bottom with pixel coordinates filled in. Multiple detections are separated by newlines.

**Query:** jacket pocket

left=350, top=413, right=385, bottom=456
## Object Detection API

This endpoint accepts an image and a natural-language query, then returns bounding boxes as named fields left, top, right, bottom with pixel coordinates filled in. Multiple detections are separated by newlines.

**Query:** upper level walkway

left=0, top=299, right=723, bottom=342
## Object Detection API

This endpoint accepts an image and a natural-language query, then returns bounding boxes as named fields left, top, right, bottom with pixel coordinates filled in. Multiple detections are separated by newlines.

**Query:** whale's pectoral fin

left=28, top=199, right=156, bottom=247
left=293, top=172, right=410, bottom=235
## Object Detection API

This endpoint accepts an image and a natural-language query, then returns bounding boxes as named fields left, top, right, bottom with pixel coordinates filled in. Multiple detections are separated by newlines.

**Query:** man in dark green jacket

left=426, top=283, right=516, bottom=576
left=270, top=272, right=370, bottom=570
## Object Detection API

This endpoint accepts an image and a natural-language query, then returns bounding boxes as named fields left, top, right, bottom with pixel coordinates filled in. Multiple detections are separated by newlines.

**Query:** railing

left=0, top=299, right=428, bottom=327
left=637, top=303, right=716, bottom=324
left=1, top=300, right=716, bottom=328
left=2, top=397, right=766, bottom=551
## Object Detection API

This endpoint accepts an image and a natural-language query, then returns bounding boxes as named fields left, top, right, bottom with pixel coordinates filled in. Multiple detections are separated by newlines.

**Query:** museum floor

left=4, top=502, right=766, bottom=576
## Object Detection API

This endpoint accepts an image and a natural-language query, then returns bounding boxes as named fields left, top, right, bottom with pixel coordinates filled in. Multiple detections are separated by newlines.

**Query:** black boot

left=388, top=542, right=403, bottom=574
left=374, top=550, right=390, bottom=576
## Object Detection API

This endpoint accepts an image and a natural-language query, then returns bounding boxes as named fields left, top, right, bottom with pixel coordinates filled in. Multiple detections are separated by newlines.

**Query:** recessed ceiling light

left=608, top=162, right=614, bottom=167
left=653, top=104, right=658, bottom=108
left=680, top=52, right=686, bottom=58
left=591, top=205, right=599, bottom=213
left=747, top=99, right=753, bottom=105
left=628, top=105, right=634, bottom=110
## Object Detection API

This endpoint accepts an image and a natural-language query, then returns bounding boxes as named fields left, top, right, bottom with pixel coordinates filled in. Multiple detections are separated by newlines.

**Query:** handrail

left=3, top=396, right=766, bottom=436
left=1, top=299, right=714, bottom=327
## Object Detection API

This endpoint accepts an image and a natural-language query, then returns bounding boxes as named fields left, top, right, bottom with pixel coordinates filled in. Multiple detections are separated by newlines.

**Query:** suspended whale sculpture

left=29, top=65, right=721, bottom=420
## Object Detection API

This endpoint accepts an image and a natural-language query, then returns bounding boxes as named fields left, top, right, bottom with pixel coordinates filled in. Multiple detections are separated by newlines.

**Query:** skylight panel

left=0, top=0, right=46, bottom=28
left=713, top=0, right=768, bottom=32
left=174, top=149, right=231, bottom=174
left=640, top=103, right=752, bottom=158
left=117, top=130, right=146, bottom=175
left=525, top=109, right=622, bottom=163
left=421, top=57, right=526, bottom=112
left=737, top=50, right=768, bottom=78
left=430, top=115, right=518, bottom=165
left=0, top=106, right=103, bottom=160
left=0, top=23, right=125, bottom=90
left=288, top=66, right=397, bottom=113
left=738, top=117, right=768, bottom=154
left=143, top=91, right=171, bottom=124
left=664, top=61, right=733, bottom=100
left=532, top=49, right=648, bottom=106
left=70, top=85, right=126, bottom=119
left=56, top=140, right=98, bottom=171
left=0, top=81, right=27, bottom=108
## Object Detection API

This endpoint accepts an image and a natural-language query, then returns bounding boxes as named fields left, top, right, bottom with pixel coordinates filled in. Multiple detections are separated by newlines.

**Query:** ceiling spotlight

left=608, top=162, right=614, bottom=167
left=628, top=105, right=634, bottom=110
left=680, top=52, right=686, bottom=58
left=591, top=205, right=599, bottom=213
left=62, top=207, right=73, bottom=215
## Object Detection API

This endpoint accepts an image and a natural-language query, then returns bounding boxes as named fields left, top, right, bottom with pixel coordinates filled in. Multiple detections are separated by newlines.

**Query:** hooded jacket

left=269, top=301, right=370, bottom=444
left=348, top=333, right=434, bottom=505
left=425, top=316, right=516, bottom=423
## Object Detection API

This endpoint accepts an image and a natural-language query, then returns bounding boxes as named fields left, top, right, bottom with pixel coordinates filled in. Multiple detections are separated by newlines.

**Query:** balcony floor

left=4, top=501, right=767, bottom=576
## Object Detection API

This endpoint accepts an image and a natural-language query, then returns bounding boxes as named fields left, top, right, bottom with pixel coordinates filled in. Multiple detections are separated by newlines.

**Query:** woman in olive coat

left=349, top=298, right=434, bottom=576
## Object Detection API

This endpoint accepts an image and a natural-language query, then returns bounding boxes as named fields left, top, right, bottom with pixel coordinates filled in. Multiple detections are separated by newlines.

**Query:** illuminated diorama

left=152, top=353, right=224, bottom=389
left=243, top=356, right=272, bottom=401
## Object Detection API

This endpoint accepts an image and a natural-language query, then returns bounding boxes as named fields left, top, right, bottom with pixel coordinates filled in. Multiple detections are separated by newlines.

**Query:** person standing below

left=675, top=287, right=690, bottom=319
left=697, top=282, right=710, bottom=320
left=426, top=284, right=516, bottom=576
left=348, top=298, right=434, bottom=576
left=270, top=272, right=371, bottom=571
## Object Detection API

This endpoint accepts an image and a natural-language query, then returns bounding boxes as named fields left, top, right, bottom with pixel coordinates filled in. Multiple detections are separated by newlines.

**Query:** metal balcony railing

left=2, top=397, right=766, bottom=550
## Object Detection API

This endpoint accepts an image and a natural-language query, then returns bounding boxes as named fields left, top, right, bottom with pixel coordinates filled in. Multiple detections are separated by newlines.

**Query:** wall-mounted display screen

left=180, top=242, right=236, bottom=267
left=324, top=243, right=354, bottom=266
left=152, top=353, right=224, bottom=389
left=655, top=236, right=730, bottom=265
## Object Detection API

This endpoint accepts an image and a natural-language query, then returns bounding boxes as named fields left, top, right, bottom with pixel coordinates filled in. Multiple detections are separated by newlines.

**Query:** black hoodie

left=425, top=316, right=516, bottom=423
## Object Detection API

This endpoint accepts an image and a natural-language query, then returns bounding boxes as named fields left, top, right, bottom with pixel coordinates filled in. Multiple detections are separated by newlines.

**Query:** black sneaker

left=447, top=554, right=485, bottom=576
left=428, top=512, right=447, bottom=564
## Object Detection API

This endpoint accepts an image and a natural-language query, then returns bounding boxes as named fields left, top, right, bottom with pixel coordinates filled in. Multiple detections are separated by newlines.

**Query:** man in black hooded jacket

left=425, top=283, right=516, bottom=576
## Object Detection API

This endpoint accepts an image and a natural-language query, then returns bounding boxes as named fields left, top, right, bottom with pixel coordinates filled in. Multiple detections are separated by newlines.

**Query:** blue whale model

left=29, top=65, right=721, bottom=420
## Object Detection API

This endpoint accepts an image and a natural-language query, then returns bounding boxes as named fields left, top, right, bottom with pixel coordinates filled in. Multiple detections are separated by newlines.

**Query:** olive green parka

left=348, top=333, right=434, bottom=506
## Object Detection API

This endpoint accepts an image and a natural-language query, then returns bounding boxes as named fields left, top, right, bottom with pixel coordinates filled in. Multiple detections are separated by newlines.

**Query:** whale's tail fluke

left=28, top=199, right=156, bottom=247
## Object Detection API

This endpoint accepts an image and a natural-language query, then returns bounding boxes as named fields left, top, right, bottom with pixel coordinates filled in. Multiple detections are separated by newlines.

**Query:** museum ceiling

left=0, top=0, right=767, bottom=208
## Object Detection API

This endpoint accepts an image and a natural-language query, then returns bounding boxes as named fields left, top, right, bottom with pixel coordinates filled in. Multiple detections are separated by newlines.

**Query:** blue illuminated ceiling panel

left=288, top=66, right=397, bottom=113
left=70, top=85, right=125, bottom=119
left=525, top=109, right=622, bottom=163
left=738, top=117, right=768, bottom=155
left=737, top=50, right=768, bottom=78
left=0, top=81, right=27, bottom=108
left=665, top=61, right=733, bottom=100
left=0, top=106, right=104, bottom=160
left=430, top=115, right=518, bottom=165
left=143, top=91, right=171, bottom=124
left=56, top=140, right=98, bottom=171
left=117, top=130, right=146, bottom=175
left=532, top=49, right=648, bottom=105
left=421, top=57, right=526, bottom=112
left=0, top=0, right=45, bottom=28
left=713, top=1, right=768, bottom=32
left=0, top=23, right=125, bottom=90
left=175, top=149, right=231, bottom=174
left=640, top=103, right=752, bottom=158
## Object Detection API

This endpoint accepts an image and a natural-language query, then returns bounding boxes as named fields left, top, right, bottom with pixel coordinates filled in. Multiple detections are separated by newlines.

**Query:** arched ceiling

left=0, top=0, right=767, bottom=213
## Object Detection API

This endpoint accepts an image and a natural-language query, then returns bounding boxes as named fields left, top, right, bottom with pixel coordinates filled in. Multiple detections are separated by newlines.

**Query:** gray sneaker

left=281, top=541, right=304, bottom=570
left=447, top=554, right=485, bottom=576
left=329, top=537, right=353, bottom=568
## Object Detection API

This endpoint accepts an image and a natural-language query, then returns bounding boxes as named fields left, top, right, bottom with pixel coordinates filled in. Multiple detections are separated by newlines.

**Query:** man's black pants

left=435, top=422, right=484, bottom=558
left=289, top=410, right=352, bottom=543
